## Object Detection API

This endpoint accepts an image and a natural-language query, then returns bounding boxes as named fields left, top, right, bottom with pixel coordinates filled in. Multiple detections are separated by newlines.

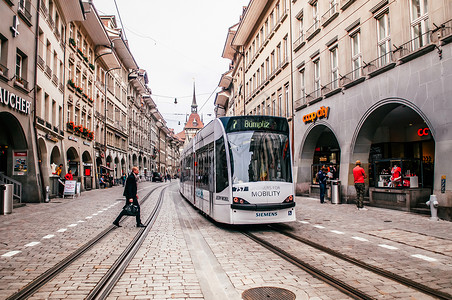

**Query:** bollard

left=426, top=195, right=439, bottom=221
left=45, top=186, right=50, bottom=203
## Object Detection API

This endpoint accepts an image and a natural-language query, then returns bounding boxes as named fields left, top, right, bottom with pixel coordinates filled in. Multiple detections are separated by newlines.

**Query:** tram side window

left=215, top=137, right=228, bottom=192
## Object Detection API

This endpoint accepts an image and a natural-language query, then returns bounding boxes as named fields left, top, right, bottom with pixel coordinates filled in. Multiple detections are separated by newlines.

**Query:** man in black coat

left=113, top=166, right=146, bottom=227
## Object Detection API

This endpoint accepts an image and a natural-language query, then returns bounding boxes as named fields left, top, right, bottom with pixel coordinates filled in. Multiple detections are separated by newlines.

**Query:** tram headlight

left=233, top=197, right=249, bottom=204
left=283, top=195, right=294, bottom=203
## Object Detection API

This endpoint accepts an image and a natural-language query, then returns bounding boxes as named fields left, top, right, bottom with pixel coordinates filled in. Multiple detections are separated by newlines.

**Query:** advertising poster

left=13, top=151, right=27, bottom=175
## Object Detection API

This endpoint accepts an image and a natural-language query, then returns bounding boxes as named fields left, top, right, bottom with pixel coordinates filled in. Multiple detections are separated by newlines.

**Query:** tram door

left=208, top=145, right=214, bottom=216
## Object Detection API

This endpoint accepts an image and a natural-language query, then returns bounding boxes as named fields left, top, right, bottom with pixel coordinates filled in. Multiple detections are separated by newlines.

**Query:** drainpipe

left=33, top=0, right=45, bottom=202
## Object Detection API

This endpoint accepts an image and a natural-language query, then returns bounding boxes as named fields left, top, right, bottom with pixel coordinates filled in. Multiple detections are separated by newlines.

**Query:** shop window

left=373, top=159, right=421, bottom=188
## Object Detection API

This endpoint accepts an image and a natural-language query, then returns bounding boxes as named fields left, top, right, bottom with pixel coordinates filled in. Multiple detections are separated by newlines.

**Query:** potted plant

left=67, top=121, right=75, bottom=130
left=74, top=125, right=82, bottom=134
left=69, top=38, right=76, bottom=48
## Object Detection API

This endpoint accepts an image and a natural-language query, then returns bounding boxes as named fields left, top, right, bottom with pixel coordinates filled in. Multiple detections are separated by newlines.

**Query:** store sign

left=45, top=133, right=58, bottom=143
left=302, top=106, right=330, bottom=124
left=0, top=86, right=31, bottom=115
left=417, top=128, right=430, bottom=137
left=68, top=136, right=78, bottom=142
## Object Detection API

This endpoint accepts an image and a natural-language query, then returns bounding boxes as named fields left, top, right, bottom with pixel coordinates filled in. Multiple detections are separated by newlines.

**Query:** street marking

left=92, top=213, right=98, bottom=216
left=77, top=220, right=85, bottom=223
left=25, top=242, right=40, bottom=247
left=314, top=225, right=325, bottom=229
left=298, top=221, right=310, bottom=224
left=2, top=251, right=21, bottom=257
left=57, top=228, right=67, bottom=232
left=378, top=244, right=398, bottom=250
left=86, top=216, right=93, bottom=219
left=412, top=254, right=437, bottom=262
left=330, top=230, right=345, bottom=235
left=97, top=211, right=103, bottom=213
left=352, top=236, right=369, bottom=242
left=68, top=224, right=77, bottom=227
left=42, top=234, right=55, bottom=239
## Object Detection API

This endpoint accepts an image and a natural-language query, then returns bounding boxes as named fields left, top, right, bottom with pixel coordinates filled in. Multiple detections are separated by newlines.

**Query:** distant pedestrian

left=99, top=176, right=106, bottom=189
left=64, top=169, right=73, bottom=181
left=113, top=166, right=146, bottom=228
left=353, top=160, right=367, bottom=210
left=122, top=173, right=126, bottom=186
left=317, top=166, right=328, bottom=204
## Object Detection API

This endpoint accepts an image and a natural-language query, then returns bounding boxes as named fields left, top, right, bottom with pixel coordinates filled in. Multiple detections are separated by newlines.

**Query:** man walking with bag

left=113, top=166, right=146, bottom=227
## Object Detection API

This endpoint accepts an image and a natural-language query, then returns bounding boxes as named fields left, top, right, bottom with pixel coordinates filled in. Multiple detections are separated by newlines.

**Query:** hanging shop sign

left=68, top=135, right=78, bottom=142
left=302, top=106, right=330, bottom=124
left=13, top=151, right=27, bottom=175
left=0, top=86, right=31, bottom=115
left=45, top=133, right=58, bottom=143
left=417, top=128, right=430, bottom=137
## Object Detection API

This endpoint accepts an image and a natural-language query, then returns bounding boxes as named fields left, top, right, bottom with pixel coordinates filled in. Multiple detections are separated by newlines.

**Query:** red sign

left=417, top=128, right=429, bottom=137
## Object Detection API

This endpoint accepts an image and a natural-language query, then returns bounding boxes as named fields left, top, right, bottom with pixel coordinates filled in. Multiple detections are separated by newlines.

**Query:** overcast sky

left=93, top=0, right=249, bottom=133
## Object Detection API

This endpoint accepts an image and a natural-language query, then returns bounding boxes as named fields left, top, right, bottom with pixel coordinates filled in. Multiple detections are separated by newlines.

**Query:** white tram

left=179, top=116, right=296, bottom=225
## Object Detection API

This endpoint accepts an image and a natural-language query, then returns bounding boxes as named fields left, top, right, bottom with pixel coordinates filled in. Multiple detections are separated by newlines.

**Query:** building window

left=350, top=31, right=361, bottom=80
left=410, top=0, right=429, bottom=49
left=313, top=59, right=321, bottom=97
left=284, top=85, right=290, bottom=118
left=330, top=47, right=339, bottom=89
left=271, top=51, right=275, bottom=73
left=277, top=43, right=281, bottom=68
left=312, top=1, right=319, bottom=30
left=300, top=68, right=306, bottom=104
left=283, top=36, right=288, bottom=63
left=377, top=12, right=391, bottom=65
left=278, top=92, right=282, bottom=117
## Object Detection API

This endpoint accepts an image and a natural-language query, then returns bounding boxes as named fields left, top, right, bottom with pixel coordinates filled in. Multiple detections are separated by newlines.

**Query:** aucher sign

left=0, top=86, right=31, bottom=115
left=302, top=106, right=330, bottom=124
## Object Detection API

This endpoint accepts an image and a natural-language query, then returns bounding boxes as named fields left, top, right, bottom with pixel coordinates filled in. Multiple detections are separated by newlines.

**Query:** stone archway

left=296, top=121, right=340, bottom=195
left=348, top=100, right=435, bottom=209
left=82, top=151, right=93, bottom=190
left=66, top=147, right=80, bottom=177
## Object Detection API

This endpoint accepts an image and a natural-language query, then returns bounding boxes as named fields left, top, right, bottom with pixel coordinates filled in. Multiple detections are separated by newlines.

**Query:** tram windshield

left=228, top=131, right=292, bottom=183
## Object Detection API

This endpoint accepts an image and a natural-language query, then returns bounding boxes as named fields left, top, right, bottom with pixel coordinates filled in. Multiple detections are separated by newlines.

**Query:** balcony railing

left=52, top=74, right=58, bottom=86
left=363, top=51, right=396, bottom=77
left=293, top=33, right=305, bottom=52
left=306, top=20, right=320, bottom=41
left=14, top=75, right=28, bottom=90
left=45, top=65, right=52, bottom=78
left=321, top=4, right=338, bottom=27
left=394, top=30, right=433, bottom=62
left=0, top=63, right=8, bottom=78
left=340, top=66, right=365, bottom=88
left=37, top=55, right=45, bottom=70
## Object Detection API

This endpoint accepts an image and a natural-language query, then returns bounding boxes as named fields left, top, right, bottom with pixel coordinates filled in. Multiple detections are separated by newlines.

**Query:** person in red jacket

left=64, top=169, right=73, bottom=181
left=353, top=160, right=367, bottom=210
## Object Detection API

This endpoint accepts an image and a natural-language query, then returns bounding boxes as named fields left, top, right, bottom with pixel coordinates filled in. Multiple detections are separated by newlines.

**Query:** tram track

left=6, top=184, right=167, bottom=300
left=242, top=225, right=452, bottom=300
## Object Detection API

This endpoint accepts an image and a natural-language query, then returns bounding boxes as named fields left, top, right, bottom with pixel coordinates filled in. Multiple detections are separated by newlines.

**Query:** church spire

left=191, top=81, right=197, bottom=114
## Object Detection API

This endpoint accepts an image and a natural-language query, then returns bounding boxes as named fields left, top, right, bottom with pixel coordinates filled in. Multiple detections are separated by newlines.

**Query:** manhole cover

left=242, top=287, right=296, bottom=300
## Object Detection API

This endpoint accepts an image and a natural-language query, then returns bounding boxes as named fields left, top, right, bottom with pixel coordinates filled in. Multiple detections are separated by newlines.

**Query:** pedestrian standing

left=353, top=160, right=367, bottom=210
left=113, top=166, right=146, bottom=227
left=64, top=169, right=73, bottom=181
left=317, top=166, right=328, bottom=204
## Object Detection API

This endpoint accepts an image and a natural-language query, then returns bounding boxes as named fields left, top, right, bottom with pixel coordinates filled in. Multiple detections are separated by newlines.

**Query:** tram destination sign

left=223, top=116, right=289, bottom=133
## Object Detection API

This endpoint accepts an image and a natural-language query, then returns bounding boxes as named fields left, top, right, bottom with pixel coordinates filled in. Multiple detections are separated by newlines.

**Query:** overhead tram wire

left=114, top=0, right=128, bottom=41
